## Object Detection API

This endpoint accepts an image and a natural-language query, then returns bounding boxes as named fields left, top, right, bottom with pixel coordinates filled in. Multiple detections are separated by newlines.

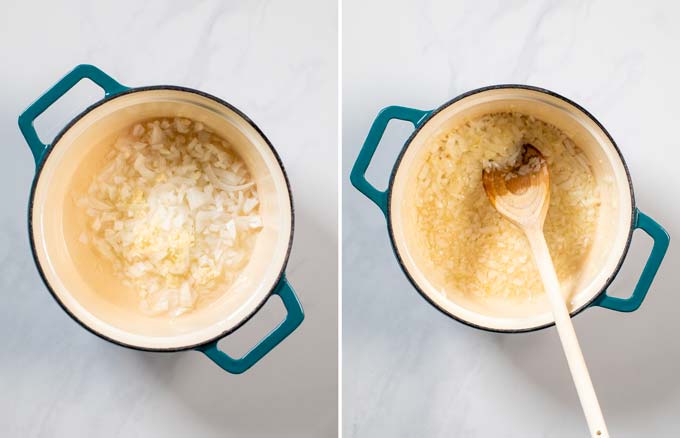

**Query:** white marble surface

left=0, top=0, right=337, bottom=437
left=343, top=0, right=680, bottom=437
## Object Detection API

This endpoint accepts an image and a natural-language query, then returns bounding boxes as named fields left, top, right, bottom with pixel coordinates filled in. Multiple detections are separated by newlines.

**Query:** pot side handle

left=197, top=275, right=304, bottom=374
left=18, top=64, right=129, bottom=167
left=350, top=106, right=432, bottom=216
left=593, top=209, right=669, bottom=312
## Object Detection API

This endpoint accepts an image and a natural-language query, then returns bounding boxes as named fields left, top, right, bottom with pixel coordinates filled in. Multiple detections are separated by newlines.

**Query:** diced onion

left=78, top=118, right=262, bottom=317
left=414, top=112, right=600, bottom=300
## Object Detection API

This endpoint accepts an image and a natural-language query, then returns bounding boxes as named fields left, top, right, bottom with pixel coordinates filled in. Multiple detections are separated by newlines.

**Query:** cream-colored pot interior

left=31, top=89, right=292, bottom=349
left=390, top=88, right=633, bottom=331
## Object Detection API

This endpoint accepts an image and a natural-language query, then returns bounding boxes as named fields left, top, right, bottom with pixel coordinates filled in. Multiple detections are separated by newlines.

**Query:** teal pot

left=19, top=64, right=303, bottom=373
left=351, top=85, right=669, bottom=333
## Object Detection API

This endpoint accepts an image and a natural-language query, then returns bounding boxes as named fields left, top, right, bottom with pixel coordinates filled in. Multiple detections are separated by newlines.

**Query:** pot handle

left=593, top=209, right=669, bottom=312
left=197, top=275, right=304, bottom=374
left=350, top=106, right=432, bottom=216
left=18, top=64, right=129, bottom=167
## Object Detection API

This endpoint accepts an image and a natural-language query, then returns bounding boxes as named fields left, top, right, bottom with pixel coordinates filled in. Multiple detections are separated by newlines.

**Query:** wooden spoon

left=483, top=144, right=609, bottom=438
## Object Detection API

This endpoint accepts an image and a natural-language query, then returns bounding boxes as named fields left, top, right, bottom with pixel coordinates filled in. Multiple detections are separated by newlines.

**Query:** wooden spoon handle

left=526, top=229, right=609, bottom=438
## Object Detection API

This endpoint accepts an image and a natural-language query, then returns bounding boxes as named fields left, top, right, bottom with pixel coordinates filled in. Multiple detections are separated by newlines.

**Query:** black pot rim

left=385, top=84, right=636, bottom=334
left=28, top=85, right=295, bottom=352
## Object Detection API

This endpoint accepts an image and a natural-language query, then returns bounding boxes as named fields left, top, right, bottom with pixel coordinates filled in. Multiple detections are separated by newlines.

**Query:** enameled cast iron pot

left=19, top=64, right=303, bottom=373
left=351, top=85, right=669, bottom=332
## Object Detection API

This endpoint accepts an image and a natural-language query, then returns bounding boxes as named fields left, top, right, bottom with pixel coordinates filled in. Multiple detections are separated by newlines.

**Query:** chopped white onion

left=415, top=112, right=600, bottom=301
left=78, top=118, right=262, bottom=317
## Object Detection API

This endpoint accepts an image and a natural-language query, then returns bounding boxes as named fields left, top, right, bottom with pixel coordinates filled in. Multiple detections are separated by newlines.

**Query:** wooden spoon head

left=482, top=144, right=550, bottom=230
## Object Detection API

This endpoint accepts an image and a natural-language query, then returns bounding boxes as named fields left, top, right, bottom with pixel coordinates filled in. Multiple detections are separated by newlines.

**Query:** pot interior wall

left=390, top=88, right=633, bottom=331
left=31, top=89, right=292, bottom=349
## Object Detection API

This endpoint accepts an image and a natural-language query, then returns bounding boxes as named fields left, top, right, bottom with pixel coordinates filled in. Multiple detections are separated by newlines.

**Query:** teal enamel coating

left=350, top=106, right=432, bottom=216
left=351, top=103, right=670, bottom=321
left=592, top=209, right=669, bottom=312
left=197, top=276, right=304, bottom=374
left=19, top=64, right=304, bottom=374
left=18, top=64, right=129, bottom=167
